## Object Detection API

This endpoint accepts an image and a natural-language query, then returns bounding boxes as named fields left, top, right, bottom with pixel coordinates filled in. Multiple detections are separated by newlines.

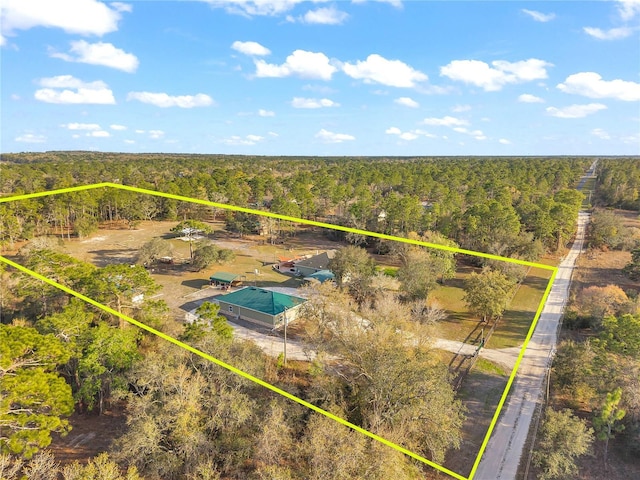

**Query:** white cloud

left=135, top=129, right=145, bottom=134
left=110, top=2, right=132, bottom=13
left=223, top=134, right=265, bottom=145
left=61, top=122, right=101, bottom=130
left=302, top=84, right=336, bottom=94
left=421, top=116, right=469, bottom=127
left=315, top=128, right=355, bottom=143
left=301, top=6, right=349, bottom=25
left=231, top=40, right=271, bottom=56
left=352, top=0, right=403, bottom=8
left=258, top=109, right=275, bottom=117
left=440, top=58, right=552, bottom=91
left=50, top=40, right=138, bottom=72
left=399, top=132, right=419, bottom=140
left=127, top=91, right=214, bottom=108
left=87, top=130, right=110, bottom=137
left=518, top=93, right=545, bottom=103
left=452, top=126, right=485, bottom=140
left=255, top=50, right=337, bottom=80
left=546, top=103, right=607, bottom=118
left=110, top=124, right=127, bottom=130
left=621, top=133, right=640, bottom=144
left=499, top=138, right=511, bottom=145
left=385, top=127, right=435, bottom=140
left=342, top=54, right=428, bottom=88
left=394, top=97, right=419, bottom=108
left=0, top=34, right=6, bottom=46
left=591, top=128, right=611, bottom=140
left=291, top=97, right=339, bottom=108
left=452, top=104, right=471, bottom=112
left=522, top=9, right=555, bottom=22
left=583, top=26, right=634, bottom=40
left=268, top=131, right=279, bottom=137
left=15, top=133, right=46, bottom=143
left=617, top=0, right=640, bottom=21
left=149, top=130, right=165, bottom=139
left=414, top=129, right=437, bottom=138
left=204, top=0, right=316, bottom=17
left=124, top=139, right=135, bottom=144
left=1, top=0, right=124, bottom=37
left=557, top=72, right=640, bottom=101
left=35, top=75, right=115, bottom=104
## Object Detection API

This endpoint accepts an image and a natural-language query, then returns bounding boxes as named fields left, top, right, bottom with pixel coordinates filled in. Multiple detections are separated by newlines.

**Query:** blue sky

left=2, top=0, right=639, bottom=156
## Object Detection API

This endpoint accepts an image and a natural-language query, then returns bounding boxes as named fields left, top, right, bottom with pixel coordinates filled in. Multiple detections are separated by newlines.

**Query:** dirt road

left=473, top=210, right=590, bottom=480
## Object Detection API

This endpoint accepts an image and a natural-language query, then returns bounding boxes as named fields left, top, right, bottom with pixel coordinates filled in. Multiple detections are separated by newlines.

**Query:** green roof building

left=209, top=272, right=245, bottom=286
left=216, top=287, right=306, bottom=327
left=303, top=269, right=335, bottom=284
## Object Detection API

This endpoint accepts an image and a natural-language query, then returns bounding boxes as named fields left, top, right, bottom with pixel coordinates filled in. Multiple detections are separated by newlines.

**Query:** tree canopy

left=0, top=325, right=74, bottom=458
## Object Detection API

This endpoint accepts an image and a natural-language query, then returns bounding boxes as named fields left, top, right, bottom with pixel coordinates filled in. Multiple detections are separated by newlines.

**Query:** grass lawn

left=431, top=262, right=552, bottom=350
left=486, top=267, right=553, bottom=349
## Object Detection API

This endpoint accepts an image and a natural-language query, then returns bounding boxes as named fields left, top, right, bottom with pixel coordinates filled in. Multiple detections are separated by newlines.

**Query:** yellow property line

left=0, top=183, right=559, bottom=480
left=0, top=182, right=556, bottom=271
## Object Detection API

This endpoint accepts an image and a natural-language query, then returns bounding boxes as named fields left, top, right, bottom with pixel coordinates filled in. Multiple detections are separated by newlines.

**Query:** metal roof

left=218, top=287, right=306, bottom=316
left=304, top=269, right=335, bottom=283
left=294, top=251, right=335, bottom=270
left=209, top=272, right=242, bottom=283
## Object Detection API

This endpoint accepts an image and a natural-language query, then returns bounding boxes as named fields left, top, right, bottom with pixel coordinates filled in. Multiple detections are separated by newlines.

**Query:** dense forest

left=1, top=153, right=639, bottom=479
left=0, top=153, right=596, bottom=257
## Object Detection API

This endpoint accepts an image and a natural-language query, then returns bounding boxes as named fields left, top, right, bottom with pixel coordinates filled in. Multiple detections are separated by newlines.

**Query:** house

left=294, top=250, right=336, bottom=277
left=209, top=272, right=245, bottom=288
left=273, top=255, right=304, bottom=273
left=216, top=286, right=306, bottom=327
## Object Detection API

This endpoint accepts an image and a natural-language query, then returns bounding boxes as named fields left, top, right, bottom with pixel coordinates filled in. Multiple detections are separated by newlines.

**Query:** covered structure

left=216, top=286, right=306, bottom=327
left=303, top=269, right=335, bottom=284
left=209, top=272, right=245, bottom=288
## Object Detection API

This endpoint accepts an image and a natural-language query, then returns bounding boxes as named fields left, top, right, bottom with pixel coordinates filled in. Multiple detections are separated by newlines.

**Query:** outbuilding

left=209, top=272, right=245, bottom=288
left=303, top=269, right=335, bottom=284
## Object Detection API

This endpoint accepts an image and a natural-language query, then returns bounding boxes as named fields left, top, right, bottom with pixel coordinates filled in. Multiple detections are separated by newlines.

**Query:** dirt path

left=433, top=338, right=521, bottom=370
left=47, top=409, right=127, bottom=465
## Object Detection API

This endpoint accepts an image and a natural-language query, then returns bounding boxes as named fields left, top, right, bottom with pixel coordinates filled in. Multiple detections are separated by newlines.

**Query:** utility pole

left=283, top=307, right=288, bottom=367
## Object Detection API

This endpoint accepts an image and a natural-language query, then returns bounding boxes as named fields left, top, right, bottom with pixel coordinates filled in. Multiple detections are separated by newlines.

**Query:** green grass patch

left=378, top=266, right=398, bottom=277
left=474, top=358, right=507, bottom=377
left=485, top=268, right=552, bottom=349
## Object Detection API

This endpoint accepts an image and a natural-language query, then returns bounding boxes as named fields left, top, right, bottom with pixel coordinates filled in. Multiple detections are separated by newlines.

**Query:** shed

left=217, top=286, right=306, bottom=327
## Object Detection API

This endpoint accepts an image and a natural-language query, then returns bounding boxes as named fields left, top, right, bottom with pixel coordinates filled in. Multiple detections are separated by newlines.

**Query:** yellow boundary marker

left=0, top=183, right=559, bottom=480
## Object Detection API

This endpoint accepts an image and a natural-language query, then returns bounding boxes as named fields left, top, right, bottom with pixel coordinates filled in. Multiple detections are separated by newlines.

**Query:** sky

left=2, top=0, right=639, bottom=156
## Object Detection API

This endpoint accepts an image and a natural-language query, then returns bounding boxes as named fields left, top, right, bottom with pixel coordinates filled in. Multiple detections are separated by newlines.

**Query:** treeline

left=596, top=158, right=640, bottom=211
left=1, top=153, right=595, bottom=256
